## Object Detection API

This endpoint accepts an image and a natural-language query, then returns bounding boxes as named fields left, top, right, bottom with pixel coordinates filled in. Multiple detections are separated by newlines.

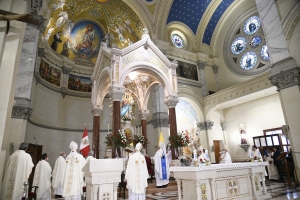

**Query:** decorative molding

left=27, top=118, right=113, bottom=132
left=91, top=105, right=103, bottom=116
left=11, top=98, right=33, bottom=120
left=212, top=65, right=218, bottom=74
left=197, top=121, right=214, bottom=130
left=164, top=95, right=179, bottom=108
left=269, top=67, right=300, bottom=91
left=197, top=61, right=207, bottom=70
left=239, top=144, right=250, bottom=152
left=151, top=118, right=169, bottom=129
left=110, top=87, right=125, bottom=101
left=220, top=123, right=226, bottom=131
left=138, top=109, right=150, bottom=120
left=12, top=106, right=33, bottom=119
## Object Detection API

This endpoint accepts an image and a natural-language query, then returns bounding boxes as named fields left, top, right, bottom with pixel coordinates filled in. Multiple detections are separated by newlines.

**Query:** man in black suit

left=272, top=146, right=284, bottom=182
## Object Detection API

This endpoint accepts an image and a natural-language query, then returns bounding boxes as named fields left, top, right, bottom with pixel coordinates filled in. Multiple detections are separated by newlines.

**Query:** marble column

left=111, top=87, right=124, bottom=158
left=197, top=121, right=214, bottom=162
left=212, top=65, right=220, bottom=91
left=150, top=85, right=169, bottom=156
left=139, top=109, right=149, bottom=154
left=91, top=105, right=102, bottom=159
left=0, top=0, right=27, bottom=189
left=165, top=95, right=179, bottom=160
left=197, top=61, right=208, bottom=97
left=255, top=0, right=300, bottom=178
left=220, top=122, right=227, bottom=145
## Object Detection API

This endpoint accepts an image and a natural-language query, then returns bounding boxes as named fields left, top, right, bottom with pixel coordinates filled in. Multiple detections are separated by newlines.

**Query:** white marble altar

left=82, top=159, right=123, bottom=200
left=170, top=162, right=271, bottom=200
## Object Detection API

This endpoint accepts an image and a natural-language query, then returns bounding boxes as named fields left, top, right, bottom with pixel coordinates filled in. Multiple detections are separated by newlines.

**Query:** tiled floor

left=50, top=179, right=300, bottom=199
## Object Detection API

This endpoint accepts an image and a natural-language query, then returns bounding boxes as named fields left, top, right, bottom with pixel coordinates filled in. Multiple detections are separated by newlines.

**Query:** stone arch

left=94, top=67, right=111, bottom=106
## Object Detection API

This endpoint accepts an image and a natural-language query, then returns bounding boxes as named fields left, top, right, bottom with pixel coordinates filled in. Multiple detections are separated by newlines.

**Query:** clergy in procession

left=219, top=146, right=232, bottom=164
left=63, top=141, right=86, bottom=200
left=125, top=142, right=149, bottom=200
left=154, top=142, right=170, bottom=188
left=52, top=151, right=67, bottom=198
left=32, top=153, right=52, bottom=200
left=1, top=142, right=34, bottom=200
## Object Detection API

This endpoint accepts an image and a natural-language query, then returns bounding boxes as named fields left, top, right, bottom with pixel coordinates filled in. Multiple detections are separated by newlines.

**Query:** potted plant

left=105, top=130, right=132, bottom=157
left=168, top=132, right=190, bottom=157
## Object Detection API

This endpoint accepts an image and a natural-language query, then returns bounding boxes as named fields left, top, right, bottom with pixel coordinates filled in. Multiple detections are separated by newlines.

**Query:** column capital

left=197, top=121, right=214, bottom=130
left=164, top=95, right=179, bottom=108
left=91, top=105, right=103, bottom=116
left=212, top=65, right=218, bottom=74
left=269, top=67, right=300, bottom=91
left=138, top=109, right=150, bottom=120
left=110, top=86, right=125, bottom=101
left=220, top=122, right=226, bottom=131
left=197, top=61, right=207, bottom=70
left=151, top=118, right=169, bottom=129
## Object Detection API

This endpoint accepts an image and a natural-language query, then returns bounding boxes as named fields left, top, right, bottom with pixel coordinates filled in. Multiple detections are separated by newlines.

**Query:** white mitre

left=70, top=141, right=78, bottom=151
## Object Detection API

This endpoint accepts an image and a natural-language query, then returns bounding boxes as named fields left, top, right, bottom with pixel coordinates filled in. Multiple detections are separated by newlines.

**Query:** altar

left=170, top=162, right=271, bottom=200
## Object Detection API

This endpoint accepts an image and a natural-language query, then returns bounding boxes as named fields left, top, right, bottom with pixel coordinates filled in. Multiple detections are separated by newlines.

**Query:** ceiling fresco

left=44, top=0, right=144, bottom=64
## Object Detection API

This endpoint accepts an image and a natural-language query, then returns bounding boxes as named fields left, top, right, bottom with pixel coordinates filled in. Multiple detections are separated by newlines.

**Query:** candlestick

left=108, top=124, right=109, bottom=135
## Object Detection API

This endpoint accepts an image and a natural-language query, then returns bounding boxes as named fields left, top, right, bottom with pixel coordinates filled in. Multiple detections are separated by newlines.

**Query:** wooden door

left=26, top=143, right=43, bottom=188
left=213, top=140, right=220, bottom=164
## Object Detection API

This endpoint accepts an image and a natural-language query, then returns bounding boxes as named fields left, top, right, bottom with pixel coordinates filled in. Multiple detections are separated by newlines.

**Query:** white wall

left=225, top=94, right=285, bottom=161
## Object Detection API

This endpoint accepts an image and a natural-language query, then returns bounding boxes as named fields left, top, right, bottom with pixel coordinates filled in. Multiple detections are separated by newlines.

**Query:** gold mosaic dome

left=44, top=0, right=144, bottom=64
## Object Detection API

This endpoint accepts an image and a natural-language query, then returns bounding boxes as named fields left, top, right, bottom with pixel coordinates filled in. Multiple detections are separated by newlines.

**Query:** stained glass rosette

left=261, top=45, right=270, bottom=61
left=244, top=16, right=261, bottom=35
left=250, top=36, right=261, bottom=48
left=231, top=37, right=246, bottom=55
left=240, top=52, right=257, bottom=70
left=171, top=34, right=184, bottom=48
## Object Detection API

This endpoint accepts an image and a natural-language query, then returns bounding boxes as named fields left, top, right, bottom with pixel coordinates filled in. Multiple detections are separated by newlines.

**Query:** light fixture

left=128, top=71, right=138, bottom=81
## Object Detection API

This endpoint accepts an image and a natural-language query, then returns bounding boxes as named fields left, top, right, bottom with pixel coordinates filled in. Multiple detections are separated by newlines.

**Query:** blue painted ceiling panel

left=202, top=0, right=235, bottom=46
left=167, top=0, right=212, bottom=34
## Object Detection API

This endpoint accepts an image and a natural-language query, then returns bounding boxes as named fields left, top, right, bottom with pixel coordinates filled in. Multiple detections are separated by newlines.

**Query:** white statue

left=56, top=11, right=68, bottom=28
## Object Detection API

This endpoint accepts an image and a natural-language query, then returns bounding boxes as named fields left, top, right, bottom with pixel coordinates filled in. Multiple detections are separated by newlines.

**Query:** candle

left=108, top=124, right=109, bottom=135
left=138, top=126, right=139, bottom=135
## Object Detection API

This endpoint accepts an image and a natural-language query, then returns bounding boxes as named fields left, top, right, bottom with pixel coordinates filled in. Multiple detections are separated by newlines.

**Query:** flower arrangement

left=105, top=130, right=132, bottom=148
left=199, top=158, right=207, bottom=163
left=122, top=115, right=132, bottom=121
left=132, top=134, right=149, bottom=147
left=168, top=132, right=190, bottom=148
left=254, top=156, right=258, bottom=160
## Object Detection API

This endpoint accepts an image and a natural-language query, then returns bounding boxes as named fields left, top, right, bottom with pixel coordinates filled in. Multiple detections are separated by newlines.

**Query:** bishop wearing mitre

left=1, top=142, right=34, bottom=200
left=125, top=142, right=149, bottom=200
left=52, top=151, right=66, bottom=198
left=32, top=153, right=52, bottom=200
left=154, top=142, right=170, bottom=188
left=63, top=141, right=86, bottom=199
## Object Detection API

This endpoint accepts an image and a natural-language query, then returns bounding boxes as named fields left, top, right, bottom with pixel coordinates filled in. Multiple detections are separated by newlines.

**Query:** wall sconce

left=239, top=144, right=250, bottom=152
left=211, top=145, right=214, bottom=152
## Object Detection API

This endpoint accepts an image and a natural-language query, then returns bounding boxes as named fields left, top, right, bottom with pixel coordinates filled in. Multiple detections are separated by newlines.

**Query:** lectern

left=82, top=159, right=123, bottom=200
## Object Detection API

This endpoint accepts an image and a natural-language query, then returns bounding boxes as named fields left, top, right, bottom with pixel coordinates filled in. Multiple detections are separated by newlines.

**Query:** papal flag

left=80, top=127, right=90, bottom=157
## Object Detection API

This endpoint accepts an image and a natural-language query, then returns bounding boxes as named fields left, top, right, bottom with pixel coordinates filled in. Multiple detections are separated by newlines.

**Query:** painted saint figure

left=76, top=24, right=95, bottom=58
left=51, top=31, right=62, bottom=51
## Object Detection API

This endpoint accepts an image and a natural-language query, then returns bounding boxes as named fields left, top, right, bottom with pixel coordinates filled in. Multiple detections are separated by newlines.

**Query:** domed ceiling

left=44, top=0, right=144, bottom=64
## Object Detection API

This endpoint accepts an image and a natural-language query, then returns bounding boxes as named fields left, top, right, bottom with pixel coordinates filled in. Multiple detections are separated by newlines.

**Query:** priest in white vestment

left=63, top=141, right=86, bottom=200
left=219, top=147, right=232, bottom=164
left=264, top=149, right=279, bottom=180
left=154, top=142, right=170, bottom=188
left=32, top=153, right=52, bottom=200
left=52, top=151, right=66, bottom=198
left=249, top=145, right=261, bottom=159
left=85, top=151, right=96, bottom=164
left=1, top=143, right=34, bottom=200
left=125, top=143, right=149, bottom=200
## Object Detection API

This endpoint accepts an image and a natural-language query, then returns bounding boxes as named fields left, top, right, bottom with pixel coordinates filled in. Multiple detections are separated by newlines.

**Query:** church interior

left=1, top=0, right=300, bottom=199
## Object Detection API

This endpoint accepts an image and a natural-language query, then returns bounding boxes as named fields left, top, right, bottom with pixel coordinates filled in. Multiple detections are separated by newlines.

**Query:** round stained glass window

left=240, top=52, right=257, bottom=70
left=261, top=45, right=270, bottom=61
left=231, top=37, right=246, bottom=54
left=250, top=36, right=261, bottom=47
left=171, top=34, right=184, bottom=48
left=244, top=16, right=261, bottom=35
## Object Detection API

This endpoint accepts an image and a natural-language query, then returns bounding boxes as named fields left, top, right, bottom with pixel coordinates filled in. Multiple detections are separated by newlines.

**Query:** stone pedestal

left=82, top=159, right=123, bottom=200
